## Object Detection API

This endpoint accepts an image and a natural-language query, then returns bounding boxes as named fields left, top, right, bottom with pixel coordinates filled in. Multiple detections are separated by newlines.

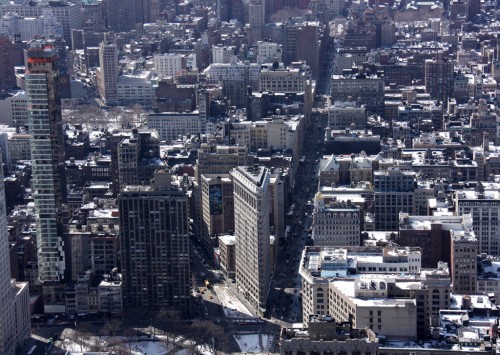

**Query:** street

left=266, top=105, right=328, bottom=324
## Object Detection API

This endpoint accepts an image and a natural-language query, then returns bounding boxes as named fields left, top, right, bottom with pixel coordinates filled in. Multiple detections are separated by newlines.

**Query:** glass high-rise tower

left=26, top=40, right=67, bottom=310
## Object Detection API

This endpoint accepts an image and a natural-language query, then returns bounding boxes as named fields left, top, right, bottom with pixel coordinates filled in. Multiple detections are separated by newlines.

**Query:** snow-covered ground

left=213, top=285, right=254, bottom=318
left=233, top=333, right=274, bottom=353
left=62, top=331, right=213, bottom=355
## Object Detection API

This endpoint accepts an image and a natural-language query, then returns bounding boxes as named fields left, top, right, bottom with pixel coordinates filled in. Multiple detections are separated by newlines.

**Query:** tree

left=155, top=309, right=184, bottom=335
left=184, top=337, right=199, bottom=355
left=122, top=327, right=137, bottom=355
left=102, top=317, right=122, bottom=337
left=68, top=322, right=94, bottom=351
left=119, top=109, right=135, bottom=129
left=126, top=103, right=145, bottom=127
left=107, top=106, right=123, bottom=129
left=88, top=338, right=107, bottom=352
left=191, top=320, right=227, bottom=353
left=76, top=104, right=106, bottom=129
left=62, top=106, right=80, bottom=126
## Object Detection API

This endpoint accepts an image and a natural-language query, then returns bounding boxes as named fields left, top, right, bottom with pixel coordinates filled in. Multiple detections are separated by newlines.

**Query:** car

left=209, top=295, right=213, bottom=299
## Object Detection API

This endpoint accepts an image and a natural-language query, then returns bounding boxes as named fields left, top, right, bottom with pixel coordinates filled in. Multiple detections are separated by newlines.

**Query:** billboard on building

left=209, top=184, right=223, bottom=215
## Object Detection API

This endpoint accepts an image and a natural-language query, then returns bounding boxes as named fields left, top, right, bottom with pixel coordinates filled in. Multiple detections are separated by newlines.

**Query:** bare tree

left=184, top=337, right=199, bottom=355
left=102, top=317, right=122, bottom=337
left=120, top=110, right=135, bottom=129
left=88, top=338, right=107, bottom=352
left=62, top=107, right=80, bottom=126
left=68, top=322, right=94, bottom=351
left=191, top=320, right=227, bottom=353
left=155, top=309, right=184, bottom=335
left=106, top=335, right=123, bottom=349
left=107, top=107, right=123, bottom=129
left=122, top=327, right=137, bottom=355
left=76, top=104, right=105, bottom=129
left=126, top=103, right=145, bottom=127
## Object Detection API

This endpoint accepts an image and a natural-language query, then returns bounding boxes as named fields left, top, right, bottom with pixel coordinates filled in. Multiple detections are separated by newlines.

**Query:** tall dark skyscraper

left=0, top=154, right=31, bottom=354
left=26, top=39, right=67, bottom=312
left=52, top=37, right=72, bottom=99
left=119, top=170, right=191, bottom=313
left=104, top=0, right=135, bottom=32
left=0, top=35, right=16, bottom=93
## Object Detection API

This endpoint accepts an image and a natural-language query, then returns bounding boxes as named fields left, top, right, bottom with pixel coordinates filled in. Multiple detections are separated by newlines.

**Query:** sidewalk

left=225, top=281, right=259, bottom=318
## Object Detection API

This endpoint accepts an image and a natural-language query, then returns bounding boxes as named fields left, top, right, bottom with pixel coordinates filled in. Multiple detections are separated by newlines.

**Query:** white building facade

left=231, top=166, right=271, bottom=316
left=147, top=112, right=205, bottom=141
